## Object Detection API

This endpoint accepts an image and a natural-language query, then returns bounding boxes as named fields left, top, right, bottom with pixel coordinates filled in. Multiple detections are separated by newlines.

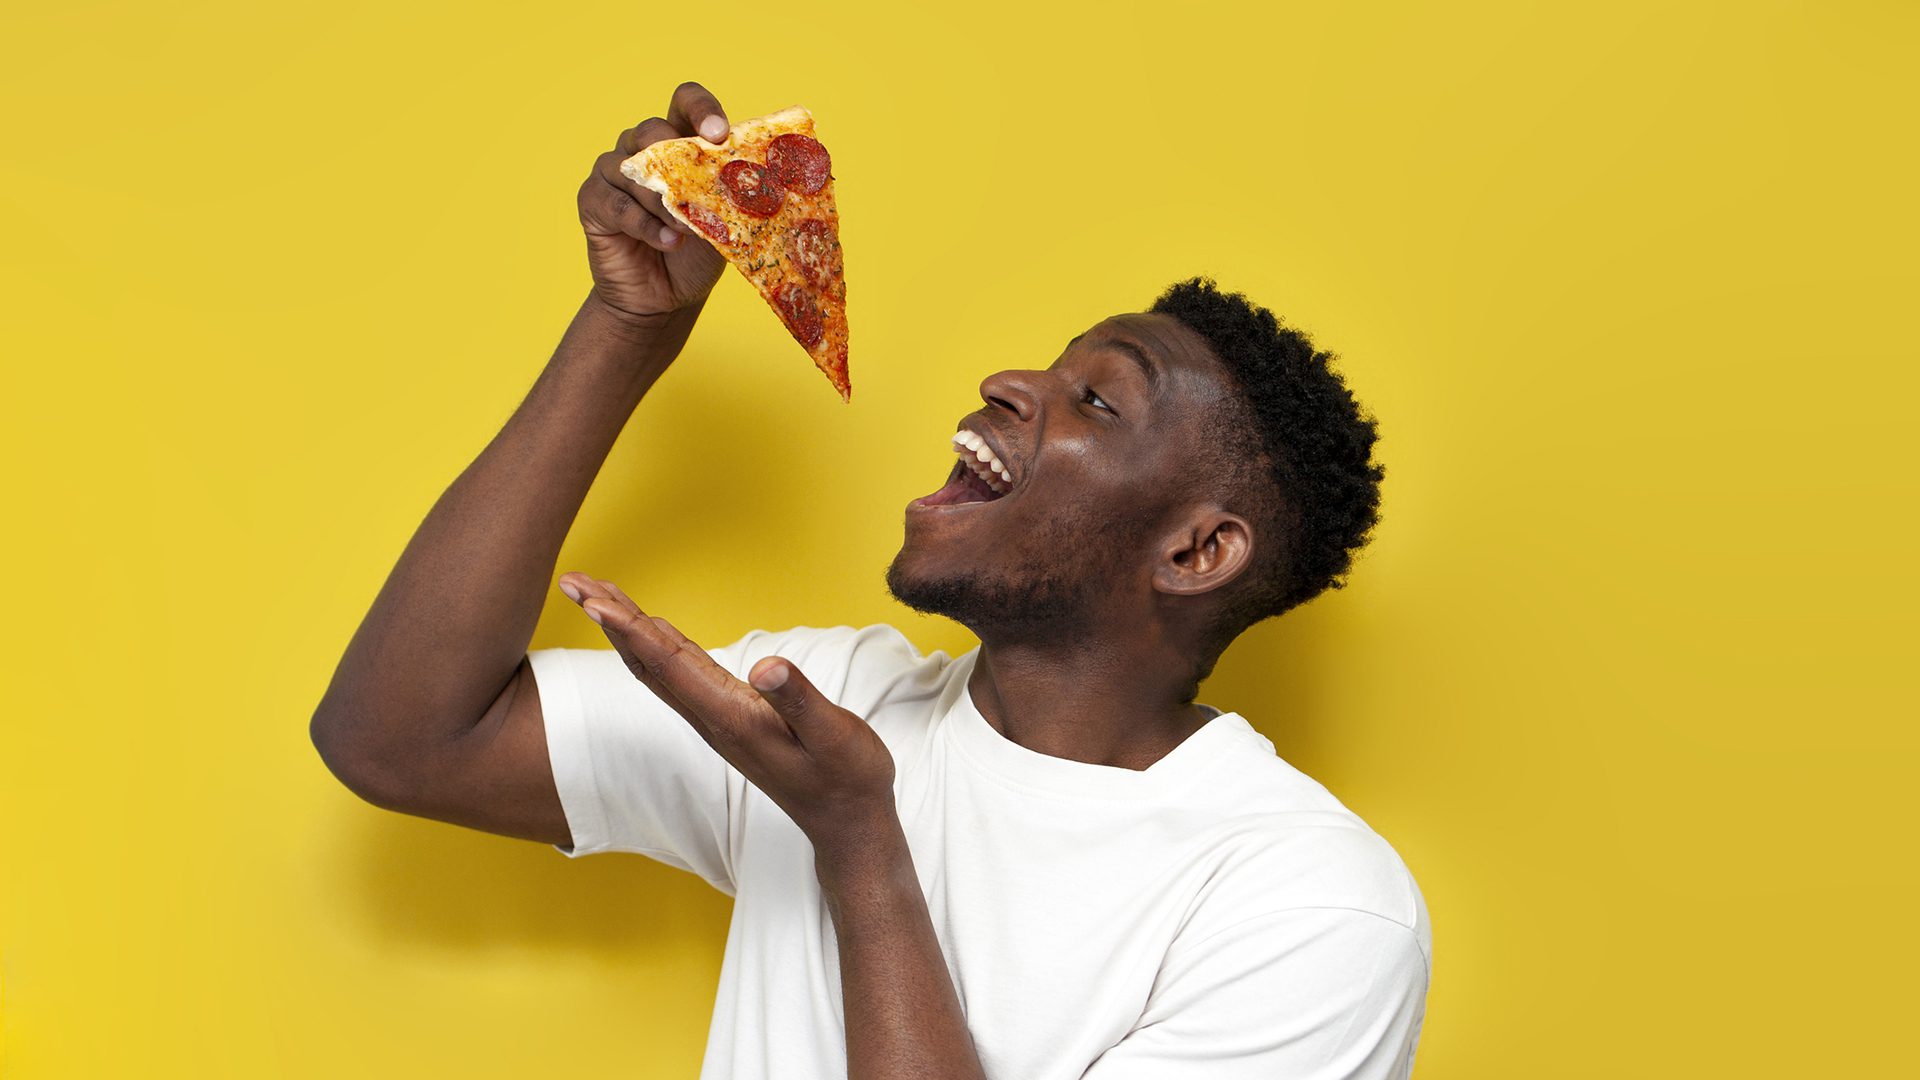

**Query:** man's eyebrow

left=1066, top=332, right=1160, bottom=388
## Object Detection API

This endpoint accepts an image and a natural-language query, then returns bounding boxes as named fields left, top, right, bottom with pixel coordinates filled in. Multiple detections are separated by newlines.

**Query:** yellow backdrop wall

left=3, top=1, right=1915, bottom=1076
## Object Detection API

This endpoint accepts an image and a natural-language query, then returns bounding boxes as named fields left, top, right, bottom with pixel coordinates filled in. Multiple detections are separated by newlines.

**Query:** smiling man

left=311, top=83, right=1430, bottom=1080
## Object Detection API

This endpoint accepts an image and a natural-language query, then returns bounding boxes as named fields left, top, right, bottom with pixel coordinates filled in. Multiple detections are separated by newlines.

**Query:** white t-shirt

left=530, top=624, right=1431, bottom=1080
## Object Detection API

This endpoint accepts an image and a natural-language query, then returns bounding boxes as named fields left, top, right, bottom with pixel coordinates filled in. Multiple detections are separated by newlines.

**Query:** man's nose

left=978, top=369, right=1044, bottom=422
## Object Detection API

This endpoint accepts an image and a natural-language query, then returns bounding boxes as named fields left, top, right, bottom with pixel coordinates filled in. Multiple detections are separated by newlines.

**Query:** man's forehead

left=1069, top=312, right=1218, bottom=372
left=1062, top=314, right=1231, bottom=417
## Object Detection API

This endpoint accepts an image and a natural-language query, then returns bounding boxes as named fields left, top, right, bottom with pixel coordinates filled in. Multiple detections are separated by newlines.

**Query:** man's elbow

left=309, top=707, right=417, bottom=813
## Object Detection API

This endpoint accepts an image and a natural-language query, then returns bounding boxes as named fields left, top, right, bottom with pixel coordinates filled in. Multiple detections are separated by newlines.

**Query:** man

left=311, top=82, right=1430, bottom=1079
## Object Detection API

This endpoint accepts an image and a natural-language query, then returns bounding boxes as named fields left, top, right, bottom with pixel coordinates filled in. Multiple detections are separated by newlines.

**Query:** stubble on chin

left=885, top=556, right=1091, bottom=641
left=883, top=512, right=1138, bottom=642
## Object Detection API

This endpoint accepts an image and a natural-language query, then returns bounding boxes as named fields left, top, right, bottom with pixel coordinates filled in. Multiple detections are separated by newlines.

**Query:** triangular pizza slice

left=623, top=106, right=850, bottom=401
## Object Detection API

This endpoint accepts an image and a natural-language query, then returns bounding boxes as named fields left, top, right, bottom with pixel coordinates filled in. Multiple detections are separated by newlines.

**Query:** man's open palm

left=557, top=572, right=898, bottom=846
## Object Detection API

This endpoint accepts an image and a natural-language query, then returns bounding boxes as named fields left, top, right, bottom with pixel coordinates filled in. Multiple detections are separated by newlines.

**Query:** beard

left=885, top=504, right=1152, bottom=644
left=885, top=556, right=1100, bottom=643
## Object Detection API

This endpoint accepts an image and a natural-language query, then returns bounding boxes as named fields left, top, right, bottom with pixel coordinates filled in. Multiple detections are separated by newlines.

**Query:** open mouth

left=912, top=429, right=1014, bottom=508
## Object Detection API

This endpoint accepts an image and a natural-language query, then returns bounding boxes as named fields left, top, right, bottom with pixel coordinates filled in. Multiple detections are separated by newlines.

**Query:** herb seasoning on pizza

left=623, top=106, right=850, bottom=401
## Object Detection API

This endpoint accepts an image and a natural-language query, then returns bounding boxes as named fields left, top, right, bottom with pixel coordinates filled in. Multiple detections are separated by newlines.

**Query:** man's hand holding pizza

left=578, top=81, right=733, bottom=323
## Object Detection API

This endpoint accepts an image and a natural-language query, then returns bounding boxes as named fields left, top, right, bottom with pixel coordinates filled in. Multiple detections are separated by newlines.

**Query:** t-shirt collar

left=943, top=648, right=1256, bottom=799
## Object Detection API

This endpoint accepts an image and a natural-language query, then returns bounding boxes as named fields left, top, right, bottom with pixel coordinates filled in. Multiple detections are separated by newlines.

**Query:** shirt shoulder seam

left=1178, top=905, right=1431, bottom=978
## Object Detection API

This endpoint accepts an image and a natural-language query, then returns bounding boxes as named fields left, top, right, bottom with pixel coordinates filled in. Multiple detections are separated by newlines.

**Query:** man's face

left=887, top=312, right=1239, bottom=641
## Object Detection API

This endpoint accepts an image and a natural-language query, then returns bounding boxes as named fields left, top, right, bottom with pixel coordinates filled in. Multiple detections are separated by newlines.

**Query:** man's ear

left=1152, top=510, right=1254, bottom=597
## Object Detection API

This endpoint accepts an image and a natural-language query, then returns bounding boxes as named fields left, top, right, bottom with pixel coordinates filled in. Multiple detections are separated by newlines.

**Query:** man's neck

left=965, top=634, right=1215, bottom=772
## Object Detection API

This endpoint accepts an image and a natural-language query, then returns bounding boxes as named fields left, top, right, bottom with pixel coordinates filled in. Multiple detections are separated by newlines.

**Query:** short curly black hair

left=1150, top=277, right=1384, bottom=632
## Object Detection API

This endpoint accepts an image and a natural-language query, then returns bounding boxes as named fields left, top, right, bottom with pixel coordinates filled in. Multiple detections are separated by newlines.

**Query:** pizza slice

left=623, top=106, right=850, bottom=401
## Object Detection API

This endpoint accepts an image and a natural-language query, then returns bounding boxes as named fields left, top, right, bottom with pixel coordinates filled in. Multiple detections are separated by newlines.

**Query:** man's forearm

left=311, top=294, right=699, bottom=765
left=817, top=816, right=988, bottom=1080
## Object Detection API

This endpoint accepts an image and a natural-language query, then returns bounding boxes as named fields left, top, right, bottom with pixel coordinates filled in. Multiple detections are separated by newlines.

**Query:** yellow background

left=3, top=0, right=1915, bottom=1075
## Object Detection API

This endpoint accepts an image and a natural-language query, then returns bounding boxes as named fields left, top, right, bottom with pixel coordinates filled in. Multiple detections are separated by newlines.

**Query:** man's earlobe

left=1154, top=514, right=1253, bottom=596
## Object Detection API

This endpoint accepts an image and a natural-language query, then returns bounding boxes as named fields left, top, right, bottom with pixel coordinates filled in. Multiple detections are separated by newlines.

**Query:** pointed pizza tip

left=823, top=366, right=851, bottom=402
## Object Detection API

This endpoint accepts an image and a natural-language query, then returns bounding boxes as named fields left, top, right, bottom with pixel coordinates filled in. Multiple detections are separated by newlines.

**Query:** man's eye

left=1083, top=387, right=1113, bottom=413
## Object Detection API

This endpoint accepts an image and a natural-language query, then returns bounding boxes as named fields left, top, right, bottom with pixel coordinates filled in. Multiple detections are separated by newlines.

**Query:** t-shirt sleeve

left=1079, top=907, right=1430, bottom=1080
left=527, top=624, right=929, bottom=896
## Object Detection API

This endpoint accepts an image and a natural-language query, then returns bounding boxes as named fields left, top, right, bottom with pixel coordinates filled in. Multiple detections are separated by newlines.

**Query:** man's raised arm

left=308, top=82, right=733, bottom=845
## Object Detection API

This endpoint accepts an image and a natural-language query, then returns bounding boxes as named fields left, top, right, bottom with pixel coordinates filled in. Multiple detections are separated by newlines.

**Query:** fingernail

left=699, top=116, right=727, bottom=142
left=752, top=662, right=789, bottom=692
left=584, top=603, right=606, bottom=626
left=659, top=226, right=679, bottom=246
left=559, top=580, right=582, bottom=603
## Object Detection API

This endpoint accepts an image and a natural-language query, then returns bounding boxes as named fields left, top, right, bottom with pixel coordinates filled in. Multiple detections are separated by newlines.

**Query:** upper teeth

left=951, top=430, right=1012, bottom=490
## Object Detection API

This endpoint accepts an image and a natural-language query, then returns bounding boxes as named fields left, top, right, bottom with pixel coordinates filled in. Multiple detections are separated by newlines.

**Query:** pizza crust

left=620, top=106, right=814, bottom=221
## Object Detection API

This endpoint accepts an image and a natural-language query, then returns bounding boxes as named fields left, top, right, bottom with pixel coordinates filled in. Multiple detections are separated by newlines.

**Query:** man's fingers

left=585, top=602, right=773, bottom=739
left=666, top=81, right=729, bottom=144
left=560, top=573, right=658, bottom=635
left=579, top=174, right=678, bottom=251
left=564, top=581, right=808, bottom=764
left=579, top=598, right=734, bottom=738
left=596, top=578, right=644, bottom=618
left=646, top=613, right=697, bottom=650
left=604, top=158, right=695, bottom=240
left=640, top=616, right=755, bottom=711
left=556, top=572, right=594, bottom=605
left=615, top=115, right=685, bottom=155
left=604, top=114, right=702, bottom=231
left=611, top=119, right=700, bottom=233
left=589, top=150, right=689, bottom=245
left=559, top=571, right=640, bottom=609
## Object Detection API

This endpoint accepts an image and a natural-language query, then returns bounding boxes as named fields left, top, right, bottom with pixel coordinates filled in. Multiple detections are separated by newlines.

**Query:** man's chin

left=885, top=552, right=1098, bottom=644
left=884, top=554, right=969, bottom=622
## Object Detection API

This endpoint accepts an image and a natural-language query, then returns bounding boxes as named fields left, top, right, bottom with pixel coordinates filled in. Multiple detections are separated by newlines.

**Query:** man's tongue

left=919, top=461, right=1003, bottom=507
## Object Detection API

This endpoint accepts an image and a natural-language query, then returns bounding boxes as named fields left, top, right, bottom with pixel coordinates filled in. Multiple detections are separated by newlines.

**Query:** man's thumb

left=751, top=658, right=868, bottom=761
left=750, top=657, right=817, bottom=719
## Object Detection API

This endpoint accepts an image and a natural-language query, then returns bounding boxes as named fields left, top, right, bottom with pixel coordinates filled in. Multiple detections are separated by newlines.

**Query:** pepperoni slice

left=773, top=283, right=825, bottom=349
left=678, top=202, right=732, bottom=245
left=765, top=134, right=831, bottom=195
left=720, top=160, right=785, bottom=217
left=786, top=219, right=840, bottom=291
